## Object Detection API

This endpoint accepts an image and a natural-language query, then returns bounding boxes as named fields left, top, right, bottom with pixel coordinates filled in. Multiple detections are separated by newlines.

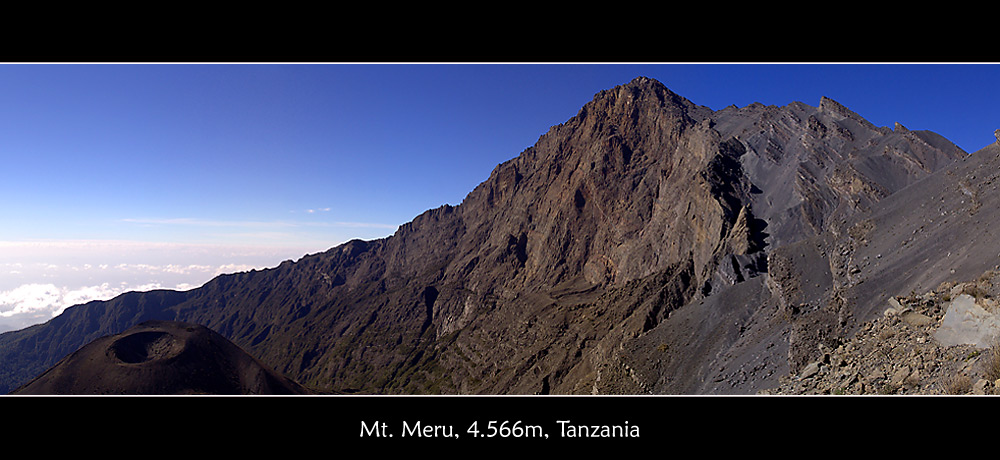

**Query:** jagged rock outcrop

left=0, top=77, right=974, bottom=395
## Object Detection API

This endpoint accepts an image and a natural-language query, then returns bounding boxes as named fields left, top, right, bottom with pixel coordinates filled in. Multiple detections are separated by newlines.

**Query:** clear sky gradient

left=0, top=62, right=997, bottom=331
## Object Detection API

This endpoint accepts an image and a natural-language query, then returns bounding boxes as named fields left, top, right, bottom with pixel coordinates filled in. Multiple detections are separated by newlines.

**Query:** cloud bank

left=0, top=282, right=123, bottom=329
left=0, top=240, right=312, bottom=333
left=0, top=261, right=268, bottom=332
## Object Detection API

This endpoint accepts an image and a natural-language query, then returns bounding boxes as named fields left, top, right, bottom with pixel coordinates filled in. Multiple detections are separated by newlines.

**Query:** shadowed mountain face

left=12, top=320, right=310, bottom=395
left=0, top=77, right=978, bottom=395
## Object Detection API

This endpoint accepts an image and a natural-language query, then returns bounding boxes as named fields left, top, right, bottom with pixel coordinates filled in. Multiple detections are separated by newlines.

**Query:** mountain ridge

left=0, top=76, right=978, bottom=395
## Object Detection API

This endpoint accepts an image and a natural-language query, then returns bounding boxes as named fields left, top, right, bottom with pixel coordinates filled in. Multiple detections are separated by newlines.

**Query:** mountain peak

left=595, top=75, right=679, bottom=102
left=628, top=75, right=659, bottom=86
left=578, top=76, right=712, bottom=128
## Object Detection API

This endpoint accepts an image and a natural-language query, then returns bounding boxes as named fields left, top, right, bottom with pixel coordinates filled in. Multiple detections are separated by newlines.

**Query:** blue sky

left=0, top=62, right=997, bottom=331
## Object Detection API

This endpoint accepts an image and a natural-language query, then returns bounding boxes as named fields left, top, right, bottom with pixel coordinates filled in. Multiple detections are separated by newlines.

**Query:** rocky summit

left=1, top=76, right=994, bottom=395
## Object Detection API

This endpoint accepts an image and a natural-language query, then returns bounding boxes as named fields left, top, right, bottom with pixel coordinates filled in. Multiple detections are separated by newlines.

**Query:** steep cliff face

left=272, top=77, right=771, bottom=394
left=0, top=77, right=969, bottom=395
left=434, top=78, right=752, bottom=318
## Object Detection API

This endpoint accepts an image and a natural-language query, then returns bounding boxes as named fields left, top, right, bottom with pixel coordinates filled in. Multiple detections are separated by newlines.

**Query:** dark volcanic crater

left=108, top=330, right=183, bottom=364
left=12, top=320, right=311, bottom=395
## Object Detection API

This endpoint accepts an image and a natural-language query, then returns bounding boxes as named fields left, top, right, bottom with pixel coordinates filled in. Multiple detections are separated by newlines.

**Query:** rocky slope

left=761, top=272, right=1000, bottom=395
left=0, top=77, right=975, bottom=395
left=757, top=139, right=1000, bottom=395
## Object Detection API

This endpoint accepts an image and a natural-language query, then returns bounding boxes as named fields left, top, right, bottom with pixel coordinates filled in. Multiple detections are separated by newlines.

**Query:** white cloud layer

left=0, top=240, right=312, bottom=333
left=0, top=281, right=177, bottom=320
left=0, top=261, right=267, bottom=332
left=0, top=282, right=121, bottom=327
